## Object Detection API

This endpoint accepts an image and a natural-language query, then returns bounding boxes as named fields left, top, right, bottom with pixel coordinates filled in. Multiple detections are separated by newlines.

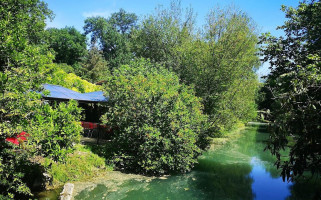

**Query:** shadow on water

left=35, top=187, right=61, bottom=200
left=61, top=125, right=321, bottom=200
left=287, top=177, right=321, bottom=200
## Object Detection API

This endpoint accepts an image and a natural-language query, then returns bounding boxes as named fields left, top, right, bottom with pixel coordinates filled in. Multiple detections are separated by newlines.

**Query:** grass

left=43, top=144, right=113, bottom=188
left=210, top=121, right=246, bottom=150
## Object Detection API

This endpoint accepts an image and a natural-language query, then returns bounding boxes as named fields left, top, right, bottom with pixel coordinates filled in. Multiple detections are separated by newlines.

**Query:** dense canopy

left=260, top=0, right=321, bottom=181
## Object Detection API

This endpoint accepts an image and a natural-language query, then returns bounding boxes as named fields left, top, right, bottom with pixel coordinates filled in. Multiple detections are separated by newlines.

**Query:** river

left=40, top=125, right=321, bottom=199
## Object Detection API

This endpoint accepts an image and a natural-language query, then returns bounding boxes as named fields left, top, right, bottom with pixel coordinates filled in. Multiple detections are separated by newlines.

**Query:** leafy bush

left=27, top=100, right=83, bottom=161
left=0, top=149, right=33, bottom=199
left=1, top=99, right=82, bottom=198
left=101, top=59, right=210, bottom=175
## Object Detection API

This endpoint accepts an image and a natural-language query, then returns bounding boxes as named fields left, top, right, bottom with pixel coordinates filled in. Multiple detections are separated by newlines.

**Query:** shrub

left=27, top=100, right=83, bottom=162
left=101, top=59, right=210, bottom=175
left=0, top=149, right=33, bottom=199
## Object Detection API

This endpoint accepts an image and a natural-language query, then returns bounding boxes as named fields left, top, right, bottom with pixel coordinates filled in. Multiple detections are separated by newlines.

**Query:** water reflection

left=73, top=126, right=320, bottom=200
left=250, top=157, right=292, bottom=200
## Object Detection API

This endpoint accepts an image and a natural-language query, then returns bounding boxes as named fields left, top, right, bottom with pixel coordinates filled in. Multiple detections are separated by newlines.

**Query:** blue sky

left=43, top=0, right=301, bottom=77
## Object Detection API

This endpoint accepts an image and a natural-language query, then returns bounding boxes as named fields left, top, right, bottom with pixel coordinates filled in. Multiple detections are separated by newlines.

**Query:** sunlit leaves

left=84, top=9, right=138, bottom=69
left=101, top=59, right=209, bottom=175
left=260, top=0, right=321, bottom=181
left=0, top=1, right=83, bottom=198
left=45, top=27, right=87, bottom=66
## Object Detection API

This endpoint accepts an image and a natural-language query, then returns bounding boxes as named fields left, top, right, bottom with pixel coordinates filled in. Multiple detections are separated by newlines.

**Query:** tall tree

left=109, top=8, right=138, bottom=34
left=133, top=3, right=260, bottom=132
left=0, top=0, right=53, bottom=198
left=198, top=6, right=260, bottom=131
left=81, top=47, right=110, bottom=83
left=131, top=0, right=195, bottom=72
left=45, top=27, right=87, bottom=66
left=0, top=1, right=82, bottom=198
left=84, top=9, right=138, bottom=69
left=260, top=0, right=321, bottom=181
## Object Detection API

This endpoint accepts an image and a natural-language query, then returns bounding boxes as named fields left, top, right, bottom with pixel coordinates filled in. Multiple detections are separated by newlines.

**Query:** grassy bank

left=210, top=122, right=247, bottom=151
left=43, top=144, right=113, bottom=189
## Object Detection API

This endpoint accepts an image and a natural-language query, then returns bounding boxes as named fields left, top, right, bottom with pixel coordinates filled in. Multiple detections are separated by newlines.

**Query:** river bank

left=69, top=124, right=320, bottom=200
left=38, top=124, right=321, bottom=199
left=36, top=123, right=264, bottom=199
left=209, top=122, right=251, bottom=150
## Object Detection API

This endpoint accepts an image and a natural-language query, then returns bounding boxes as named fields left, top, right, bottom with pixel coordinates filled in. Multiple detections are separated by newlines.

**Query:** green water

left=40, top=125, right=321, bottom=199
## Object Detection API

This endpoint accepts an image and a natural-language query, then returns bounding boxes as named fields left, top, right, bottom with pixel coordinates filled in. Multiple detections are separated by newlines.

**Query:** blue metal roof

left=41, top=84, right=108, bottom=103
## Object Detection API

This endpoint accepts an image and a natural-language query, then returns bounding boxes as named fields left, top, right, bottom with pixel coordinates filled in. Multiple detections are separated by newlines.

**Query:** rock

left=60, top=183, right=74, bottom=200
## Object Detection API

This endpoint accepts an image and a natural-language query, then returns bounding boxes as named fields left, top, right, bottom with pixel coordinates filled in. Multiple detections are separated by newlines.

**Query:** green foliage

left=260, top=0, right=321, bottom=181
left=109, top=8, right=138, bottom=34
left=0, top=150, right=33, bottom=199
left=131, top=1, right=195, bottom=71
left=84, top=9, right=138, bottom=69
left=212, top=76, right=259, bottom=132
left=0, top=1, right=53, bottom=198
left=0, top=0, right=262, bottom=196
left=27, top=100, right=82, bottom=161
left=194, top=6, right=259, bottom=132
left=0, top=1, right=85, bottom=198
left=0, top=0, right=52, bottom=52
left=45, top=27, right=87, bottom=66
left=44, top=145, right=110, bottom=187
left=101, top=59, right=210, bottom=175
left=256, top=83, right=274, bottom=122
left=132, top=3, right=260, bottom=133
left=80, top=47, right=111, bottom=83
left=46, top=63, right=101, bottom=92
left=0, top=0, right=53, bottom=138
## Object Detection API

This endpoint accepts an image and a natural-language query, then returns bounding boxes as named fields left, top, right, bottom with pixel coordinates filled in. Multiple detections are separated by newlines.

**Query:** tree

left=84, top=9, right=138, bottom=69
left=101, top=59, right=210, bottom=175
left=0, top=0, right=52, bottom=69
left=0, top=0, right=82, bottom=198
left=197, top=6, right=259, bottom=132
left=131, top=3, right=259, bottom=133
left=109, top=8, right=138, bottom=34
left=80, top=47, right=110, bottom=83
left=0, top=1, right=53, bottom=198
left=260, top=0, right=321, bottom=181
left=0, top=0, right=53, bottom=141
left=45, top=27, right=87, bottom=66
left=131, top=0, right=195, bottom=72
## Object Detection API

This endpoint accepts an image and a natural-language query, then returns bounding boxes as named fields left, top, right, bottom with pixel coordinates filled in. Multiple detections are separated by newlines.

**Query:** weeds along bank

left=41, top=145, right=112, bottom=189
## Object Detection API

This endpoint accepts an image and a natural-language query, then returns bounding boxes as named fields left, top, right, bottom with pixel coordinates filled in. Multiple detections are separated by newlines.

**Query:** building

left=41, top=84, right=108, bottom=122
